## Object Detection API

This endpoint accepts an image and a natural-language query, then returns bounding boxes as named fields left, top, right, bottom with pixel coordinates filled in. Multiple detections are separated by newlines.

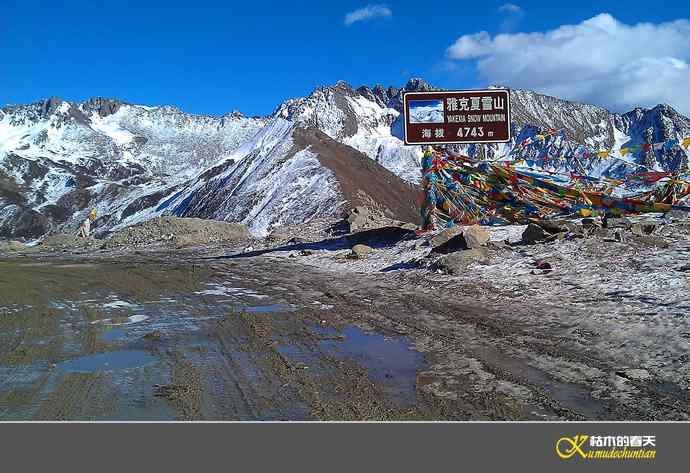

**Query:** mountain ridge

left=1, top=79, right=689, bottom=238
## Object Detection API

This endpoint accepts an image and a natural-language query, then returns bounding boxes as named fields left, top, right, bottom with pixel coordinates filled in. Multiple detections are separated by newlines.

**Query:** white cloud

left=446, top=13, right=690, bottom=115
left=498, top=3, right=524, bottom=32
left=499, top=3, right=521, bottom=13
left=344, top=4, right=392, bottom=26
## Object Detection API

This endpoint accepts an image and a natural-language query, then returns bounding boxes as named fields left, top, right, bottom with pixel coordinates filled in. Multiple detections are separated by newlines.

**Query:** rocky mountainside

left=2, top=79, right=689, bottom=238
left=0, top=97, right=266, bottom=237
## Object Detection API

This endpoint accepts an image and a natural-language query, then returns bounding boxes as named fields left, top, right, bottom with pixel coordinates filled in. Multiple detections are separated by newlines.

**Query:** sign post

left=403, top=89, right=511, bottom=145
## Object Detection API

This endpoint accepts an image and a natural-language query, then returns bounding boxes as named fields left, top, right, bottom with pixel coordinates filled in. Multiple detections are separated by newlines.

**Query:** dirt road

left=1, top=248, right=689, bottom=420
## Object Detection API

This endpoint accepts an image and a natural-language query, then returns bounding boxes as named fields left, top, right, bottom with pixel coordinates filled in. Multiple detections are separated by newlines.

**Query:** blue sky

left=2, top=1, right=689, bottom=116
left=409, top=100, right=443, bottom=109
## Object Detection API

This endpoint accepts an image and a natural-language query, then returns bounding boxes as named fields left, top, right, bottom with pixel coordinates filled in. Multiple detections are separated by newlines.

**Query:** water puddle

left=57, top=350, right=156, bottom=373
left=319, top=326, right=423, bottom=404
left=99, top=328, right=126, bottom=343
left=102, top=300, right=139, bottom=310
left=278, top=324, right=424, bottom=406
left=91, top=314, right=150, bottom=326
left=193, top=283, right=269, bottom=299
left=474, top=345, right=606, bottom=418
left=244, top=304, right=296, bottom=313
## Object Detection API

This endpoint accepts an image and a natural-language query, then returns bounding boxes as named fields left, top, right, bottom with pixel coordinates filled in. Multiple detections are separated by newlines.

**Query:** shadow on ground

left=214, top=226, right=417, bottom=260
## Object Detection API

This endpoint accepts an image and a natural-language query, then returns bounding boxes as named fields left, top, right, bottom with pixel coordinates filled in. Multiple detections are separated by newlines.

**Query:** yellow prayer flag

left=597, top=151, right=610, bottom=158
left=682, top=137, right=690, bottom=149
left=620, top=148, right=631, bottom=156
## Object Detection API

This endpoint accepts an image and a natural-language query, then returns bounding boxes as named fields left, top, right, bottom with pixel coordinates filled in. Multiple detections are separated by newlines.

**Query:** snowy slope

left=120, top=118, right=342, bottom=237
left=115, top=117, right=420, bottom=237
left=0, top=96, right=266, bottom=237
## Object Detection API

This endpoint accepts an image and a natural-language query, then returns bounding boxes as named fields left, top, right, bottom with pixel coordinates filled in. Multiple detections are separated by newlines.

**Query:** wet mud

left=1, top=251, right=688, bottom=420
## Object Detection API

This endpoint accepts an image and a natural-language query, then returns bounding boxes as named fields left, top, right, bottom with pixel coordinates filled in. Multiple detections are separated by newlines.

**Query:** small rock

left=630, top=222, right=658, bottom=236
left=521, top=223, right=548, bottom=244
left=533, top=259, right=552, bottom=271
left=413, top=239, right=429, bottom=250
left=299, top=249, right=313, bottom=256
left=144, top=330, right=162, bottom=341
left=604, top=230, right=626, bottom=243
left=604, top=217, right=632, bottom=229
left=348, top=244, right=373, bottom=259
left=587, top=227, right=611, bottom=239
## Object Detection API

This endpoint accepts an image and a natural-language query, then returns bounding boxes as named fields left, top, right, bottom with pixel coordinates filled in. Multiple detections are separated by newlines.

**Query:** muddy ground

left=2, top=216, right=690, bottom=420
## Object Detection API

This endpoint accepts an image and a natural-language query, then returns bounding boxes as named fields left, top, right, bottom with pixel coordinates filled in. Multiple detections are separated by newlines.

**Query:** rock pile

left=426, top=225, right=492, bottom=275
left=106, top=217, right=250, bottom=248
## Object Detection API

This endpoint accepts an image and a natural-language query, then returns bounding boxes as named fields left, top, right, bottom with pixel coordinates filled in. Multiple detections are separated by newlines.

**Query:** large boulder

left=535, top=220, right=568, bottom=235
left=429, top=226, right=463, bottom=248
left=431, top=225, right=489, bottom=253
left=462, top=225, right=490, bottom=248
left=346, top=206, right=371, bottom=232
left=432, top=248, right=489, bottom=275
left=521, top=223, right=548, bottom=244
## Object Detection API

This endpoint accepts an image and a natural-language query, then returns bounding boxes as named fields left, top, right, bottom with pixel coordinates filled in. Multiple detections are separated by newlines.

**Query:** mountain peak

left=404, top=78, right=435, bottom=92
left=334, top=79, right=353, bottom=90
left=41, top=96, right=66, bottom=117
left=80, top=97, right=125, bottom=118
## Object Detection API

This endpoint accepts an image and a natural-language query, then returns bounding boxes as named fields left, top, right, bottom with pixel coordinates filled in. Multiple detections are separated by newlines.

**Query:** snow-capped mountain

left=408, top=105, right=444, bottom=124
left=502, top=90, right=690, bottom=179
left=2, top=79, right=689, bottom=239
left=0, top=97, right=266, bottom=237
left=142, top=120, right=420, bottom=236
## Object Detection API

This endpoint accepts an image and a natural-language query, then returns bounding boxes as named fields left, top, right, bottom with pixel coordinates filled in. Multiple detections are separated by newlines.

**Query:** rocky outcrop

left=431, top=225, right=490, bottom=253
